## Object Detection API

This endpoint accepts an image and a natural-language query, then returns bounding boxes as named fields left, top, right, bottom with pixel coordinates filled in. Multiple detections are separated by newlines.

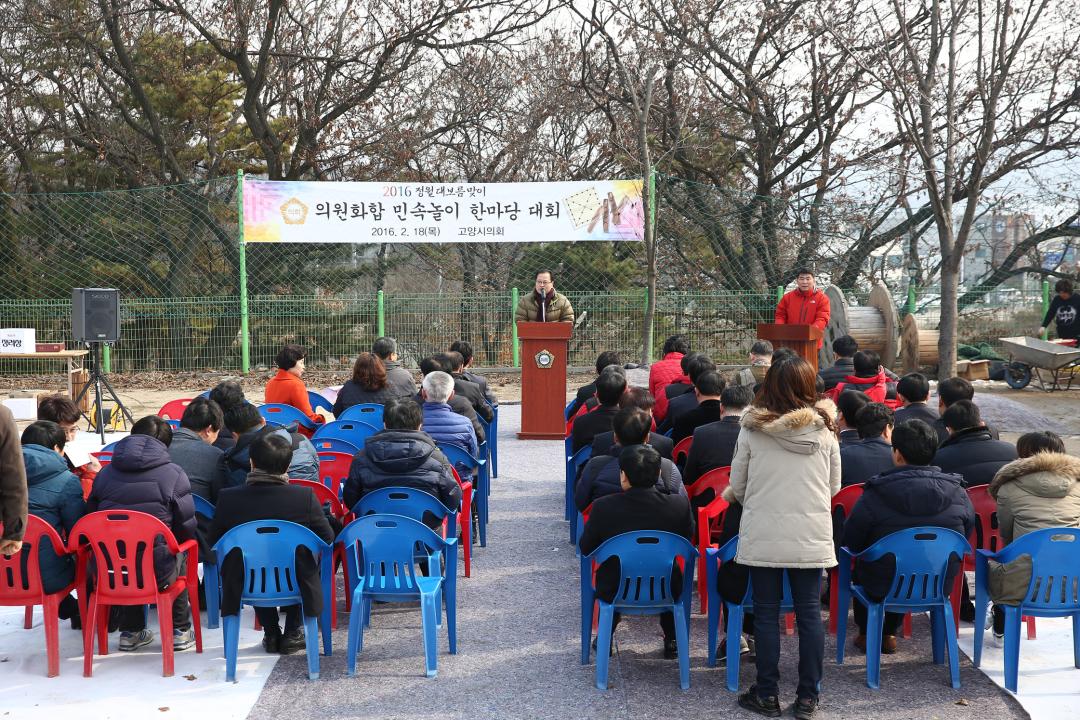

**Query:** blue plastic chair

left=307, top=391, right=333, bottom=416
left=705, top=537, right=795, bottom=691
left=354, top=487, right=459, bottom=553
left=564, top=436, right=575, bottom=522
left=100, top=440, right=119, bottom=453
left=259, top=403, right=316, bottom=431
left=212, top=521, right=333, bottom=681
left=564, top=400, right=575, bottom=421
left=313, top=420, right=379, bottom=448
left=836, top=527, right=969, bottom=689
left=192, top=495, right=219, bottom=630
left=311, top=437, right=360, bottom=456
left=338, top=515, right=458, bottom=678
left=437, top=443, right=489, bottom=547
left=339, top=403, right=384, bottom=427
left=974, top=527, right=1080, bottom=693
left=568, top=447, right=592, bottom=545
left=580, top=531, right=697, bottom=690
left=489, top=405, right=499, bottom=478
left=477, top=415, right=492, bottom=472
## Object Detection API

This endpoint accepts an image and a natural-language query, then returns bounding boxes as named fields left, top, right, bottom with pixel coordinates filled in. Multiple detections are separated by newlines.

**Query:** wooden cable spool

left=901, top=313, right=941, bottom=373
left=820, top=282, right=899, bottom=369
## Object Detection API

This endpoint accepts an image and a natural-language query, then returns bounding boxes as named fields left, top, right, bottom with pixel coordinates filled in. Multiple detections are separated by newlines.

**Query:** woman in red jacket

left=265, top=344, right=324, bottom=426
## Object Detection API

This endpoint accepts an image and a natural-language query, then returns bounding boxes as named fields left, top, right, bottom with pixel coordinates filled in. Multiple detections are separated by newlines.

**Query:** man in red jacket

left=775, top=269, right=830, bottom=349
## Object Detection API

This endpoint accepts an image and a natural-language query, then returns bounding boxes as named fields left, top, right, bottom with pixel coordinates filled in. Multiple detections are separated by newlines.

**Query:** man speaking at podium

left=775, top=268, right=830, bottom=349
left=515, top=270, right=575, bottom=323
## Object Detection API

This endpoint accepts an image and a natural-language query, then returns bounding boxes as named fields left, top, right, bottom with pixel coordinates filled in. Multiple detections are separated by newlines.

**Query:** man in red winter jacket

left=775, top=268, right=830, bottom=349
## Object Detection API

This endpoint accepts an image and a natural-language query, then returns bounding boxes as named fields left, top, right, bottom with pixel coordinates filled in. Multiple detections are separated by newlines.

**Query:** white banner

left=242, top=178, right=644, bottom=243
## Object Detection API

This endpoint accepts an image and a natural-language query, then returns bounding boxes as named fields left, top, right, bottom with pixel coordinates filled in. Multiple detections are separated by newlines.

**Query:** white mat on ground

left=959, top=617, right=1079, bottom=720
left=0, top=605, right=278, bottom=720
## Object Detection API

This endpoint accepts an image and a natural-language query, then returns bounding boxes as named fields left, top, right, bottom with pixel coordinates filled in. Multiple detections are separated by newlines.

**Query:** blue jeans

left=750, top=567, right=824, bottom=701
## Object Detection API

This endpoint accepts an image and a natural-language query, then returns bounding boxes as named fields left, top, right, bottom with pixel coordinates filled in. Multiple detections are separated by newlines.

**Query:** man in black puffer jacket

left=933, top=401, right=1017, bottom=487
left=842, top=419, right=976, bottom=653
left=576, top=407, right=685, bottom=512
left=343, top=398, right=461, bottom=528
left=86, top=416, right=197, bottom=653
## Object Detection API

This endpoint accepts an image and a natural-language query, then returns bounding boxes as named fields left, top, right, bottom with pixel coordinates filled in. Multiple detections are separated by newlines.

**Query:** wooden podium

left=517, top=321, right=572, bottom=440
left=757, top=323, right=824, bottom=373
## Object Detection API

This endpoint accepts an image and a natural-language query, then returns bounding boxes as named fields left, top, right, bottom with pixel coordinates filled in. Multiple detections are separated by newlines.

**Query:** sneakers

left=992, top=631, right=1005, bottom=647
left=793, top=696, right=819, bottom=720
left=173, top=627, right=196, bottom=651
left=715, top=634, right=752, bottom=664
left=854, top=634, right=897, bottom=654
left=737, top=687, right=782, bottom=718
left=279, top=629, right=306, bottom=655
left=262, top=632, right=281, bottom=653
left=118, top=629, right=154, bottom=651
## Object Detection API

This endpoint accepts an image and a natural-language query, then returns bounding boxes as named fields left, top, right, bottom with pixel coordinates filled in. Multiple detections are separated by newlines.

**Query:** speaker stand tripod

left=73, top=342, right=134, bottom=444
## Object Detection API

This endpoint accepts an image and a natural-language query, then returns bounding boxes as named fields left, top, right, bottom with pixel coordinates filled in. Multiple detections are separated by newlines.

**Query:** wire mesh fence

left=0, top=175, right=1056, bottom=375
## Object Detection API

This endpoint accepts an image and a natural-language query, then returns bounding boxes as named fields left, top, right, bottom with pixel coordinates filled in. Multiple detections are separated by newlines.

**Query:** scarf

left=246, top=468, right=289, bottom=485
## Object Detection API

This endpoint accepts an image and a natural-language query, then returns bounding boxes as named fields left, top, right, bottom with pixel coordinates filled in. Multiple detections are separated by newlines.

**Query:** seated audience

left=893, top=373, right=939, bottom=427
left=592, top=388, right=674, bottom=460
left=657, top=354, right=717, bottom=435
left=649, top=335, right=690, bottom=398
left=933, top=400, right=1017, bottom=487
left=21, top=420, right=86, bottom=627
left=841, top=419, right=975, bottom=653
left=210, top=433, right=336, bottom=655
left=223, top=403, right=320, bottom=485
left=835, top=390, right=870, bottom=447
left=37, top=394, right=100, bottom=498
left=209, top=380, right=247, bottom=451
left=567, top=351, right=621, bottom=418
left=333, top=352, right=404, bottom=416
left=826, top=350, right=888, bottom=403
left=840, top=403, right=896, bottom=487
left=933, top=377, right=998, bottom=445
left=264, top=343, right=324, bottom=427
left=441, top=351, right=494, bottom=423
left=576, top=408, right=685, bottom=511
left=372, top=336, right=417, bottom=398
left=418, top=357, right=484, bottom=443
left=578, top=445, right=695, bottom=659
left=86, top=416, right=196, bottom=652
left=819, top=336, right=899, bottom=393
left=987, top=431, right=1080, bottom=641
left=420, top=370, right=479, bottom=458
left=682, top=385, right=754, bottom=485
left=671, top=370, right=725, bottom=444
left=343, top=398, right=461, bottom=525
left=653, top=351, right=698, bottom=423
left=732, top=340, right=773, bottom=388
left=571, top=366, right=627, bottom=453
left=450, top=339, right=498, bottom=406
left=168, top=398, right=230, bottom=502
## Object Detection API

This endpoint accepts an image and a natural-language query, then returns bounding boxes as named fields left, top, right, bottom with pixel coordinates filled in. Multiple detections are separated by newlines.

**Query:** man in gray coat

left=373, top=336, right=417, bottom=399
left=168, top=398, right=231, bottom=502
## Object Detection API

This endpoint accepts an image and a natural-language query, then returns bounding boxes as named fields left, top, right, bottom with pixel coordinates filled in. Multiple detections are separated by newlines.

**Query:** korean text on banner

left=241, top=179, right=644, bottom=244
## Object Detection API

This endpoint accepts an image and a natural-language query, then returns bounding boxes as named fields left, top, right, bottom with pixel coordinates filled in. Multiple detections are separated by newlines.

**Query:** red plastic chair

left=685, top=466, right=730, bottom=506
left=91, top=451, right=113, bottom=466
left=696, top=494, right=729, bottom=615
left=69, top=510, right=202, bottom=677
left=157, top=398, right=193, bottom=423
left=317, top=451, right=353, bottom=500
left=451, top=467, right=474, bottom=578
left=673, top=436, right=693, bottom=467
left=829, top=484, right=864, bottom=635
left=966, top=486, right=1036, bottom=639
left=0, top=516, right=81, bottom=677
left=289, top=479, right=350, bottom=629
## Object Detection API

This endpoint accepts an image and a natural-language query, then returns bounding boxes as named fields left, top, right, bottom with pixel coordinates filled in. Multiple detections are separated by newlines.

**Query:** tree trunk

left=937, top=255, right=959, bottom=380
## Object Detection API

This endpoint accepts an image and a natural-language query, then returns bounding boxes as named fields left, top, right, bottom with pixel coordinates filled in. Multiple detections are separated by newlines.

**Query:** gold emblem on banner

left=534, top=349, right=555, bottom=369
left=280, top=198, right=308, bottom=225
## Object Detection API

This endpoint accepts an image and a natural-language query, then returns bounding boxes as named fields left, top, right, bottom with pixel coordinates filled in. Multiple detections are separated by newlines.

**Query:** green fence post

left=511, top=288, right=520, bottom=367
left=237, top=169, right=251, bottom=374
left=1041, top=280, right=1050, bottom=340
left=907, top=285, right=917, bottom=315
left=376, top=290, right=385, bottom=337
left=102, top=344, right=111, bottom=373
left=776, top=285, right=784, bottom=304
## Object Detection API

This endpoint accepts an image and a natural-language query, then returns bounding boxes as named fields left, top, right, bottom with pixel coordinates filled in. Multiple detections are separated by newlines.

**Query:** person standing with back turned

left=728, top=356, right=840, bottom=720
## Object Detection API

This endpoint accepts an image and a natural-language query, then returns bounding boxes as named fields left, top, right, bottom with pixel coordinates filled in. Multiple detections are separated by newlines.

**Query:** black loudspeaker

left=72, top=288, right=121, bottom=343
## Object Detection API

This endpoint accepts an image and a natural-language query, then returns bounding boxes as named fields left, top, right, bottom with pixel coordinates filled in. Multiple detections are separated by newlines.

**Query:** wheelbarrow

left=999, top=336, right=1080, bottom=391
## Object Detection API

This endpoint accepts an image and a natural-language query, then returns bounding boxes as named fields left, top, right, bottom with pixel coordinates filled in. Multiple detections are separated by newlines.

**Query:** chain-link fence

left=0, top=174, right=1056, bottom=375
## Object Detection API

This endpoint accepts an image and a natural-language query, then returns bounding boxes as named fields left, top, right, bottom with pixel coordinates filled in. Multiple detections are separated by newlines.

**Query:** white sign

left=0, top=328, right=35, bottom=354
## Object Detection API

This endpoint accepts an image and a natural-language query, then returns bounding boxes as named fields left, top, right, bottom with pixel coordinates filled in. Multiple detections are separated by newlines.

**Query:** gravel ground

left=246, top=405, right=1028, bottom=720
